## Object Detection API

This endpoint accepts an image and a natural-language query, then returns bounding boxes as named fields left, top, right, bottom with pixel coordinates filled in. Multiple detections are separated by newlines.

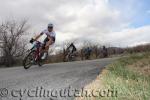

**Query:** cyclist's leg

left=38, top=37, right=48, bottom=59
left=44, top=36, right=55, bottom=51
left=41, top=37, right=55, bottom=59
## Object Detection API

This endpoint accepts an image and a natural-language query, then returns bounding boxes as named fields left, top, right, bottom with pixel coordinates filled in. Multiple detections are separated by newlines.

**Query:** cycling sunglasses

left=48, top=26, right=53, bottom=29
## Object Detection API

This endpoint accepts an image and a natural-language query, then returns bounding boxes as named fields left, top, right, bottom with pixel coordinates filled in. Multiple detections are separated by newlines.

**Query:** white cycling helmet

left=48, top=23, right=53, bottom=27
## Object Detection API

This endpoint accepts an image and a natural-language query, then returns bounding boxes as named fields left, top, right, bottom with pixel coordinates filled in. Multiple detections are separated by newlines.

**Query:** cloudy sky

left=0, top=0, right=150, bottom=47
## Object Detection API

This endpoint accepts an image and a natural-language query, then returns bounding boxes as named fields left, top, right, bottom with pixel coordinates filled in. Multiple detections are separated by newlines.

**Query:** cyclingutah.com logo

left=0, top=86, right=117, bottom=100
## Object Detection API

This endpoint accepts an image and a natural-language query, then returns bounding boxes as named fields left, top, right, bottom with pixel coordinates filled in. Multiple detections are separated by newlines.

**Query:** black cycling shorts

left=44, top=37, right=55, bottom=44
left=42, top=37, right=55, bottom=49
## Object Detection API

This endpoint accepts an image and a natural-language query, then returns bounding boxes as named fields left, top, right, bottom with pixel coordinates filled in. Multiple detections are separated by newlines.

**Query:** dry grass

left=128, top=58, right=150, bottom=77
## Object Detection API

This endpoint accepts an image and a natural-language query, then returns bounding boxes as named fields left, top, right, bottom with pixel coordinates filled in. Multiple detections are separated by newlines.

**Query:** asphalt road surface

left=0, top=58, right=117, bottom=100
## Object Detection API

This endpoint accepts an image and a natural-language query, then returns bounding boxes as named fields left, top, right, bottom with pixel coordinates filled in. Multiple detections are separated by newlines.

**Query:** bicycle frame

left=30, top=41, right=43, bottom=61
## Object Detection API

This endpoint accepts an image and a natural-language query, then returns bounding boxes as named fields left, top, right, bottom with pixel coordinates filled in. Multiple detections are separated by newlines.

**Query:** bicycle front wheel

left=23, top=51, right=36, bottom=69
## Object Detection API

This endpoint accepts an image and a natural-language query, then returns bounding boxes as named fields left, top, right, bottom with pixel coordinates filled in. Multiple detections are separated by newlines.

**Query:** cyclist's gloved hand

left=30, top=38, right=35, bottom=44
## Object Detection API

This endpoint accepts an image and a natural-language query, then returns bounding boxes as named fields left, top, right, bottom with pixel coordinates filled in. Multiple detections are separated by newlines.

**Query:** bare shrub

left=0, top=20, right=29, bottom=67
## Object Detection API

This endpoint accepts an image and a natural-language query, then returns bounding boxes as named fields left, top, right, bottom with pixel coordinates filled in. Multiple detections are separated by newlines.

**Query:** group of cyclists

left=30, top=23, right=108, bottom=61
left=22, top=23, right=109, bottom=69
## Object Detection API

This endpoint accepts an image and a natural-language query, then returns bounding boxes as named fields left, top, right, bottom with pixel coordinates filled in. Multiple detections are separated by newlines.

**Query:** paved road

left=0, top=58, right=117, bottom=100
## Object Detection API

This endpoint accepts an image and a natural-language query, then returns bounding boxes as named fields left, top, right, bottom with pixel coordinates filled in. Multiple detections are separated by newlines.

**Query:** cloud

left=103, top=25, right=150, bottom=46
left=0, top=0, right=149, bottom=47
